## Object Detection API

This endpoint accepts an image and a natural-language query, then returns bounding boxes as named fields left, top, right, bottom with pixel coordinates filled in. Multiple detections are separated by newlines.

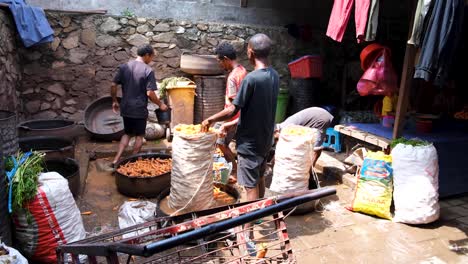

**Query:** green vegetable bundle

left=5, top=152, right=45, bottom=213
left=390, top=138, right=431, bottom=149
left=158, top=77, right=192, bottom=99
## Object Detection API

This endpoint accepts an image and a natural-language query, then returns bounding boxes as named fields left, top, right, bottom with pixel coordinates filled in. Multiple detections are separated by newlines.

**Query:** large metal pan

left=180, top=54, right=224, bottom=75
left=18, top=119, right=78, bottom=140
left=114, top=153, right=172, bottom=198
left=84, top=97, right=124, bottom=141
left=19, top=136, right=74, bottom=160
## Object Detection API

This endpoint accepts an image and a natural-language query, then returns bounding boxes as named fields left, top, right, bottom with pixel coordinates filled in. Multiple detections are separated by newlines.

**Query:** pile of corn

left=174, top=124, right=214, bottom=135
left=282, top=126, right=311, bottom=136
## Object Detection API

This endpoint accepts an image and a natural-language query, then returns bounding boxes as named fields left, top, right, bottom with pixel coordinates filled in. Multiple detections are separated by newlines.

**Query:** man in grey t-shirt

left=110, top=44, right=168, bottom=166
left=275, top=107, right=334, bottom=167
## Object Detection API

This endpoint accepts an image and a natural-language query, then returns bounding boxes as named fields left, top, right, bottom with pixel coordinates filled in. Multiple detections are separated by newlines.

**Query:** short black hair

left=248, top=33, right=272, bottom=58
left=215, top=42, right=237, bottom=60
left=137, top=44, right=154, bottom=57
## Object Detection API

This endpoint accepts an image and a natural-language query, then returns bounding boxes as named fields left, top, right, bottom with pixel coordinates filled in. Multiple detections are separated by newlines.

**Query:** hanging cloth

left=407, top=0, right=433, bottom=46
left=364, top=0, right=379, bottom=41
left=326, top=0, right=371, bottom=43
left=414, top=0, right=464, bottom=85
left=0, top=0, right=54, bottom=47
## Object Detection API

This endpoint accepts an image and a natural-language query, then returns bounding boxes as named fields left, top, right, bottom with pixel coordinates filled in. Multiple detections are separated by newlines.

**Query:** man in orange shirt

left=214, top=42, right=247, bottom=184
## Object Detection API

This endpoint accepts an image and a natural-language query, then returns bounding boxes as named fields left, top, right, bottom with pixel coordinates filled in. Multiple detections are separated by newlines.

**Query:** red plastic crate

left=288, top=55, right=322, bottom=79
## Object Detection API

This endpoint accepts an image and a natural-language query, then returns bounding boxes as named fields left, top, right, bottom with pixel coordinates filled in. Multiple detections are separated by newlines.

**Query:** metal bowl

left=19, top=136, right=75, bottom=160
left=84, top=96, right=124, bottom=141
left=114, top=153, right=172, bottom=198
left=18, top=119, right=77, bottom=140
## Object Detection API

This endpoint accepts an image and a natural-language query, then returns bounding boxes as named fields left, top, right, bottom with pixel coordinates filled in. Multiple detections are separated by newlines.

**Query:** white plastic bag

left=13, top=172, right=86, bottom=263
left=270, top=126, right=317, bottom=193
left=118, top=201, right=156, bottom=238
left=0, top=243, right=28, bottom=264
left=169, top=130, right=217, bottom=214
left=391, top=143, right=440, bottom=224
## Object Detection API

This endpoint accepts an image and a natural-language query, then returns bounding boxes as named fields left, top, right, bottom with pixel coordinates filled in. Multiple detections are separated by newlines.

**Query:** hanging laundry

left=414, top=0, right=464, bottom=85
left=365, top=0, right=379, bottom=42
left=0, top=0, right=54, bottom=47
left=407, top=0, right=433, bottom=46
left=326, top=0, right=371, bottom=43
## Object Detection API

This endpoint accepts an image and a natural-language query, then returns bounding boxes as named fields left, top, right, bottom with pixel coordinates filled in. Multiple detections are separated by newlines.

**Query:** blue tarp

left=0, top=0, right=53, bottom=47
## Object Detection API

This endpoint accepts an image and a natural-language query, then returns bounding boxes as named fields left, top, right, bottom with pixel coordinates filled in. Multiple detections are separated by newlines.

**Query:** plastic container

left=416, top=120, right=433, bottom=133
left=382, top=115, right=395, bottom=128
left=155, top=108, right=171, bottom=125
left=275, top=90, right=289, bottom=123
left=288, top=55, right=322, bottom=79
left=167, top=81, right=197, bottom=129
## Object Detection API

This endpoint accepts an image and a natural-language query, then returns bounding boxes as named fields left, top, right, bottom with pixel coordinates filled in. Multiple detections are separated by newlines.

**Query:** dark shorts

left=123, top=117, right=146, bottom=136
left=237, top=153, right=267, bottom=188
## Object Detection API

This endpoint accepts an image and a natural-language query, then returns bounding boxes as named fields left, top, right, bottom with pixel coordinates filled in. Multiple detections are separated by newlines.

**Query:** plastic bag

left=118, top=201, right=156, bottom=238
left=169, top=129, right=217, bottom=214
left=348, top=151, right=393, bottom=219
left=391, top=143, right=439, bottom=224
left=0, top=243, right=28, bottom=264
left=270, top=126, right=317, bottom=193
left=357, top=49, right=398, bottom=96
left=13, top=172, right=86, bottom=263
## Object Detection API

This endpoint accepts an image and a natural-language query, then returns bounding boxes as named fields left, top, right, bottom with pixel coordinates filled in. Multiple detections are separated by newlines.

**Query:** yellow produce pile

left=213, top=186, right=236, bottom=204
left=454, top=107, right=468, bottom=120
left=213, top=162, right=227, bottom=171
left=282, top=126, right=311, bottom=136
left=174, top=124, right=214, bottom=135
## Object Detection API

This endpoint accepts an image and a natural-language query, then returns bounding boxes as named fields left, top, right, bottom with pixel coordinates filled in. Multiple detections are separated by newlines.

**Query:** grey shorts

left=214, top=122, right=237, bottom=146
left=237, top=153, right=267, bottom=188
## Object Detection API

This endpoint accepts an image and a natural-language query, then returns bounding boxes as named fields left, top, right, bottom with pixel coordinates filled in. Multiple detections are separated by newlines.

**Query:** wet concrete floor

left=75, top=140, right=468, bottom=263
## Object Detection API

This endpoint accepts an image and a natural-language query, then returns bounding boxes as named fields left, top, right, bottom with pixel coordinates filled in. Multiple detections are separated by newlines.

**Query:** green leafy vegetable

left=7, top=152, right=45, bottom=213
left=390, top=138, right=430, bottom=148
left=158, top=77, right=192, bottom=99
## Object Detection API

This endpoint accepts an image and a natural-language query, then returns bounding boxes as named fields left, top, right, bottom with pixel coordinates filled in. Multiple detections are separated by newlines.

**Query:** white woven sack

left=270, top=126, right=317, bottom=193
left=14, top=172, right=86, bottom=262
left=391, top=143, right=440, bottom=224
left=169, top=130, right=216, bottom=214
left=118, top=201, right=156, bottom=238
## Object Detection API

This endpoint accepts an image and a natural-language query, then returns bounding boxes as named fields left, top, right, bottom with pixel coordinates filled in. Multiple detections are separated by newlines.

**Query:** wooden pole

left=392, top=0, right=418, bottom=139
left=392, top=44, right=416, bottom=139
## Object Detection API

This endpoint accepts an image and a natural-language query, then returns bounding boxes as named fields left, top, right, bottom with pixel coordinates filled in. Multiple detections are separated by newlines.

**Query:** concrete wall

left=27, top=0, right=333, bottom=27
left=0, top=10, right=22, bottom=113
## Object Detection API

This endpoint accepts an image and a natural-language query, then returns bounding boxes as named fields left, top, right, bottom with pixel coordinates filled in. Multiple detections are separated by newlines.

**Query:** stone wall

left=19, top=13, right=298, bottom=120
left=0, top=10, right=21, bottom=113
left=28, top=0, right=333, bottom=27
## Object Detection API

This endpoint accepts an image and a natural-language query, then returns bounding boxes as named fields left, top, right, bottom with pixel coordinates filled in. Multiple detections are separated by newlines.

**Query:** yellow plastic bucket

left=167, top=81, right=196, bottom=129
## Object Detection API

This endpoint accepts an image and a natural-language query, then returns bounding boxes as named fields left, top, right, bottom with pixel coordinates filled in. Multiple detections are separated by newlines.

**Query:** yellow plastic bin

left=166, top=81, right=196, bottom=129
